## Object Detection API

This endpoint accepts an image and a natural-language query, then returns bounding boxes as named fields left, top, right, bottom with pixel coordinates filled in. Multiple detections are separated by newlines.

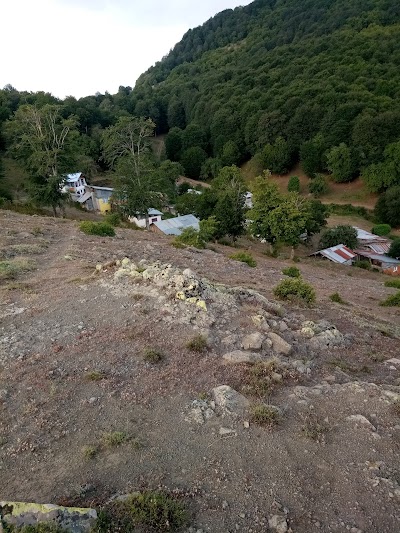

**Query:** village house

left=311, top=244, right=356, bottom=265
left=129, top=208, right=163, bottom=228
left=63, top=173, right=87, bottom=200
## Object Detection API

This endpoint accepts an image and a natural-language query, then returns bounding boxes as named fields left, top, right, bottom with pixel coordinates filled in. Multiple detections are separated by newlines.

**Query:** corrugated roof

left=313, top=244, right=356, bottom=264
left=354, top=227, right=389, bottom=244
left=154, top=214, right=200, bottom=236
left=65, top=172, right=82, bottom=182
left=90, top=185, right=114, bottom=191
left=354, top=250, right=400, bottom=265
left=148, top=208, right=162, bottom=215
left=76, top=191, right=92, bottom=203
left=365, top=242, right=391, bottom=254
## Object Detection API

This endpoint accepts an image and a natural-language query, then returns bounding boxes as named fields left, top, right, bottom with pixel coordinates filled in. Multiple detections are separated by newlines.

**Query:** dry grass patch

left=250, top=403, right=281, bottom=427
left=301, top=412, right=330, bottom=443
left=102, top=431, right=128, bottom=447
left=0, top=258, right=36, bottom=280
left=186, top=335, right=208, bottom=353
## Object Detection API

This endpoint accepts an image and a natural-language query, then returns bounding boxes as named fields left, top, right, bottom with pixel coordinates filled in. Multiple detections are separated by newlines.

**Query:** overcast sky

left=1, top=0, right=252, bottom=99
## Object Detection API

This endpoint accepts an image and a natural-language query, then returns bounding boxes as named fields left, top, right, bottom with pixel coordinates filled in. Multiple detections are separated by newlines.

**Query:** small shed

left=152, top=214, right=200, bottom=236
left=311, top=244, right=356, bottom=265
left=354, top=249, right=400, bottom=270
left=354, top=227, right=390, bottom=254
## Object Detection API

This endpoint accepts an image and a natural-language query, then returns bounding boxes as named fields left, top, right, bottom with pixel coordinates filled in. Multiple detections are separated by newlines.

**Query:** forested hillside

left=1, top=0, right=400, bottom=222
left=131, top=0, right=400, bottom=190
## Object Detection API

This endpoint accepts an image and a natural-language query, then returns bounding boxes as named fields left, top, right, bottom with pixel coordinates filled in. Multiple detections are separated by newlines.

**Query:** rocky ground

left=0, top=210, right=399, bottom=533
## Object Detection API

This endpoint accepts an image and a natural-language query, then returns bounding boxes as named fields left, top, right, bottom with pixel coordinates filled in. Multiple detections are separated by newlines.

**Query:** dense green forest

left=1, top=0, right=400, bottom=225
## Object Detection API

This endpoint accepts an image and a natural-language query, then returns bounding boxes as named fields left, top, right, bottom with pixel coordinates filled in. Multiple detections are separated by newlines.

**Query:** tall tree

left=212, top=165, right=246, bottom=241
left=326, top=143, right=354, bottom=183
left=102, top=116, right=158, bottom=225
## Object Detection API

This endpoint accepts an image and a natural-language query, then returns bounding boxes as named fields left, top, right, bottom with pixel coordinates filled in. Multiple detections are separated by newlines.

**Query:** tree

left=304, top=200, right=329, bottom=236
left=221, top=140, right=240, bottom=167
left=0, top=158, right=12, bottom=203
left=388, top=239, right=400, bottom=259
left=200, top=158, right=222, bottom=181
left=152, top=160, right=183, bottom=202
left=362, top=140, right=400, bottom=192
left=181, top=147, right=207, bottom=179
left=319, top=225, right=358, bottom=250
left=182, top=123, right=207, bottom=151
left=288, top=176, right=300, bottom=193
left=262, top=136, right=291, bottom=174
left=165, top=127, right=183, bottom=161
left=300, top=134, right=327, bottom=178
left=102, top=116, right=158, bottom=225
left=6, top=104, right=80, bottom=214
left=326, top=143, right=354, bottom=183
left=6, top=104, right=79, bottom=179
left=268, top=194, right=313, bottom=258
left=248, top=171, right=283, bottom=249
left=375, top=186, right=400, bottom=227
left=212, top=165, right=246, bottom=240
left=309, top=174, right=328, bottom=197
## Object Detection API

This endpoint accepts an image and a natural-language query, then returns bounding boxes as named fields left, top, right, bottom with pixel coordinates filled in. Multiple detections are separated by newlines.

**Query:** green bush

left=319, top=225, right=358, bottom=250
left=273, top=278, right=315, bottom=304
left=93, top=491, right=189, bottom=532
left=372, top=224, right=391, bottom=236
left=79, top=221, right=115, bottom=237
left=104, top=212, right=121, bottom=226
left=282, top=266, right=301, bottom=278
left=2, top=524, right=66, bottom=532
left=186, top=334, right=208, bottom=353
left=308, top=174, right=328, bottom=197
left=384, top=279, right=400, bottom=289
left=287, top=175, right=300, bottom=193
left=388, top=239, right=400, bottom=259
left=354, top=260, right=371, bottom=270
left=143, top=348, right=164, bottom=364
left=173, top=227, right=204, bottom=249
left=329, top=292, right=346, bottom=304
left=229, top=251, right=256, bottom=267
left=380, top=292, right=400, bottom=307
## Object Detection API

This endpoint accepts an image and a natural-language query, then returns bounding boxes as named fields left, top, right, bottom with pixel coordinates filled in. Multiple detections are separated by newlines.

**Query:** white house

left=245, top=192, right=253, bottom=208
left=129, top=208, right=163, bottom=228
left=63, top=173, right=87, bottom=200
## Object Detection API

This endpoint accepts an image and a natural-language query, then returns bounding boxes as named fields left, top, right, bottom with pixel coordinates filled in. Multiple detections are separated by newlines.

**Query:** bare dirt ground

left=0, top=210, right=399, bottom=533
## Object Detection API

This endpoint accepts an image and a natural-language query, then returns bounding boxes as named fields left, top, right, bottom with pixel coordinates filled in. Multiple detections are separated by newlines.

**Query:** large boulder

left=223, top=350, right=264, bottom=364
left=241, top=332, right=265, bottom=351
left=212, top=385, right=250, bottom=416
left=269, top=332, right=292, bottom=356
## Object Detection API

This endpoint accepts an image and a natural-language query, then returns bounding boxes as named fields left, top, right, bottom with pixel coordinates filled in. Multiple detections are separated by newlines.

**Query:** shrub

left=372, top=224, right=391, bottom=236
left=86, top=371, right=106, bottom=381
left=273, top=278, right=315, bottom=304
left=93, top=491, right=189, bottom=533
left=143, top=348, right=164, bottom=364
left=309, top=174, right=328, bottom=197
left=82, top=445, right=97, bottom=459
left=186, top=334, right=208, bottom=353
left=385, top=279, right=400, bottom=289
left=250, top=404, right=280, bottom=426
left=287, top=175, right=300, bottom=193
left=282, top=266, right=300, bottom=278
left=229, top=251, right=256, bottom=267
left=4, top=525, right=66, bottom=532
left=354, top=260, right=371, bottom=270
left=0, top=258, right=36, bottom=280
left=388, top=239, right=400, bottom=259
left=79, top=221, right=115, bottom=236
left=380, top=292, right=400, bottom=307
left=173, top=227, right=204, bottom=249
left=329, top=292, right=346, bottom=304
left=319, top=225, right=358, bottom=250
left=301, top=413, right=329, bottom=442
left=102, top=431, right=127, bottom=447
left=104, top=212, right=121, bottom=226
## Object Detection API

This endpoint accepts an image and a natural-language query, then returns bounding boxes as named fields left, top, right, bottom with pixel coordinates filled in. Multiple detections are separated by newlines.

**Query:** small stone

left=243, top=420, right=250, bottom=429
left=241, top=332, right=265, bottom=351
left=346, top=414, right=376, bottom=431
left=271, top=372, right=283, bottom=383
left=222, top=500, right=229, bottom=510
left=219, top=427, right=237, bottom=436
left=88, top=397, right=97, bottom=404
left=268, top=514, right=288, bottom=533
left=95, top=264, right=103, bottom=271
left=384, top=358, right=400, bottom=366
left=212, top=385, right=250, bottom=415
left=223, top=351, right=264, bottom=365
left=269, top=332, right=292, bottom=356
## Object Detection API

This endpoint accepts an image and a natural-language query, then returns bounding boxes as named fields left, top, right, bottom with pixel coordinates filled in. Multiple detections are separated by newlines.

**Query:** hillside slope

left=0, top=210, right=400, bottom=532
left=132, top=0, right=400, bottom=178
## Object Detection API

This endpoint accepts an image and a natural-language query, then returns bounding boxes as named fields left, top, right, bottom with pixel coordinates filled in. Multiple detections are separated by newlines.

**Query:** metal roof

left=354, top=250, right=400, bottom=265
left=90, top=185, right=114, bottom=192
left=154, top=214, right=200, bottom=236
left=313, top=244, right=356, bottom=264
left=76, top=191, right=92, bottom=203
left=354, top=227, right=389, bottom=243
left=65, top=172, right=82, bottom=182
left=148, top=208, right=162, bottom=216
left=364, top=242, right=391, bottom=254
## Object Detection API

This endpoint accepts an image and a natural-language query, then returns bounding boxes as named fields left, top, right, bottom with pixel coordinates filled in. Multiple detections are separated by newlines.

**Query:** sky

left=1, top=0, right=252, bottom=99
